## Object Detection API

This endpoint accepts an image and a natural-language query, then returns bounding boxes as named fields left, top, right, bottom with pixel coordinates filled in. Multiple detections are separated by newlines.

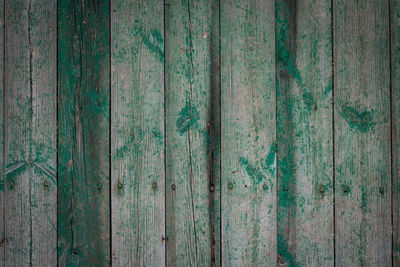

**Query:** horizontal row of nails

left=4, top=181, right=386, bottom=196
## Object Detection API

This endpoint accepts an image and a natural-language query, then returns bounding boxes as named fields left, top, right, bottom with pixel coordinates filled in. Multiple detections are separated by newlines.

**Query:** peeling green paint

left=239, top=157, right=264, bottom=184
left=133, top=19, right=164, bottom=62
left=176, top=103, right=200, bottom=135
left=340, top=103, right=374, bottom=132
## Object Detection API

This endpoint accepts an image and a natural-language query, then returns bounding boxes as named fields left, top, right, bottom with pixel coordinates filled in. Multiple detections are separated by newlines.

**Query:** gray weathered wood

left=111, top=0, right=165, bottom=266
left=276, top=0, right=334, bottom=266
left=221, top=0, right=277, bottom=265
left=391, top=0, right=400, bottom=265
left=4, top=0, right=57, bottom=265
left=57, top=0, right=110, bottom=265
left=334, top=0, right=391, bottom=265
left=165, top=0, right=220, bottom=265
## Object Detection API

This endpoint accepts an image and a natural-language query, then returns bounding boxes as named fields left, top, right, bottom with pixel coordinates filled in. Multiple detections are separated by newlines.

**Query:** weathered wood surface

left=334, top=0, right=391, bottom=266
left=392, top=0, right=400, bottom=265
left=4, top=0, right=57, bottom=266
left=111, top=0, right=165, bottom=266
left=276, top=0, right=334, bottom=266
left=58, top=0, right=110, bottom=265
left=0, top=1, right=398, bottom=266
left=0, top=0, right=4, bottom=263
left=165, top=0, right=220, bottom=265
left=221, top=0, right=277, bottom=265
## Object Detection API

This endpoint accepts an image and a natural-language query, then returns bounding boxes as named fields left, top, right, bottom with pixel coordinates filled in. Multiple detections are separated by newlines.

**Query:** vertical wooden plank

left=0, top=0, right=4, bottom=263
left=391, top=0, right=400, bottom=265
left=111, top=0, right=165, bottom=266
left=165, top=0, right=220, bottom=266
left=220, top=0, right=276, bottom=265
left=334, top=0, right=391, bottom=265
left=58, top=0, right=110, bottom=265
left=276, top=0, right=334, bottom=266
left=4, top=0, right=57, bottom=265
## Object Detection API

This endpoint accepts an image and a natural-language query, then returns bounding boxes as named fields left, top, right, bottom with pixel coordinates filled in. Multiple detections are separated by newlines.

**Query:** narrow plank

left=111, top=0, right=165, bottom=266
left=0, top=0, right=4, bottom=263
left=334, top=0, right=391, bottom=265
left=391, top=0, right=400, bottom=265
left=58, top=0, right=110, bottom=265
left=220, top=0, right=277, bottom=265
left=276, top=0, right=334, bottom=266
left=165, top=0, right=220, bottom=265
left=4, top=0, right=57, bottom=265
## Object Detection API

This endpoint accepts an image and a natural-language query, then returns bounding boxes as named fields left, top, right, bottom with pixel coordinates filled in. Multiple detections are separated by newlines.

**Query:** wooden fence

left=0, top=0, right=398, bottom=266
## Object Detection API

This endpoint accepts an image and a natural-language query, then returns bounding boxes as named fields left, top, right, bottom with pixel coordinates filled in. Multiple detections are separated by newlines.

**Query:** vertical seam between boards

left=109, top=0, right=112, bottom=264
left=331, top=0, right=336, bottom=266
left=56, top=0, right=58, bottom=264
left=163, top=0, right=167, bottom=265
left=389, top=0, right=393, bottom=264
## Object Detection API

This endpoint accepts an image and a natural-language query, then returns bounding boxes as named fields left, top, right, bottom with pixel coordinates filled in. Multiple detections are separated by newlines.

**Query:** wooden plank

left=111, top=1, right=165, bottom=266
left=0, top=0, right=4, bottom=263
left=333, top=0, right=391, bottom=265
left=276, top=0, right=334, bottom=266
left=4, top=0, right=57, bottom=265
left=165, top=0, right=220, bottom=265
left=391, top=0, right=400, bottom=265
left=57, top=0, right=110, bottom=265
left=220, top=0, right=276, bottom=265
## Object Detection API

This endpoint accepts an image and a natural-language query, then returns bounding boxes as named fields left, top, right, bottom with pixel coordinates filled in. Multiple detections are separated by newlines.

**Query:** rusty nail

left=118, top=182, right=123, bottom=189
left=343, top=185, right=349, bottom=193
left=262, top=183, right=268, bottom=191
left=319, top=185, right=325, bottom=193
left=228, top=182, right=233, bottom=189
left=44, top=179, right=49, bottom=187
left=152, top=182, right=158, bottom=190
left=210, top=185, right=215, bottom=192
left=379, top=187, right=384, bottom=195
left=171, top=184, right=176, bottom=191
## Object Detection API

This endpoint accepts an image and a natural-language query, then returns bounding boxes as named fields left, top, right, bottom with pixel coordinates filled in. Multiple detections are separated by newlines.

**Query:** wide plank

left=111, top=0, right=165, bottom=266
left=58, top=0, right=110, bottom=265
left=334, top=0, right=391, bottom=265
left=276, top=0, right=334, bottom=266
left=4, top=0, right=57, bottom=265
left=165, top=0, right=220, bottom=265
left=221, top=0, right=277, bottom=265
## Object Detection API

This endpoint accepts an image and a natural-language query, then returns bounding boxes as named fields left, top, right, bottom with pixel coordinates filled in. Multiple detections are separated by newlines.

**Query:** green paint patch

left=276, top=4, right=316, bottom=111
left=341, top=103, right=374, bottom=132
left=239, top=157, right=264, bottom=184
left=263, top=143, right=276, bottom=175
left=0, top=180, right=3, bottom=191
left=302, top=90, right=316, bottom=110
left=324, top=79, right=333, bottom=95
left=176, top=103, right=200, bottom=135
left=133, top=20, right=164, bottom=62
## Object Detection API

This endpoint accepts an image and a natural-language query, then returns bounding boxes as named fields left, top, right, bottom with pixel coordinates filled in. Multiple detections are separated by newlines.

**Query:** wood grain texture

left=276, top=0, right=334, bottom=266
left=0, top=0, right=4, bottom=263
left=58, top=0, right=110, bottom=265
left=165, top=0, right=220, bottom=265
left=334, top=0, right=391, bottom=265
left=392, top=0, right=400, bottom=265
left=4, top=0, right=57, bottom=265
left=111, top=0, right=165, bottom=266
left=221, top=0, right=276, bottom=265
